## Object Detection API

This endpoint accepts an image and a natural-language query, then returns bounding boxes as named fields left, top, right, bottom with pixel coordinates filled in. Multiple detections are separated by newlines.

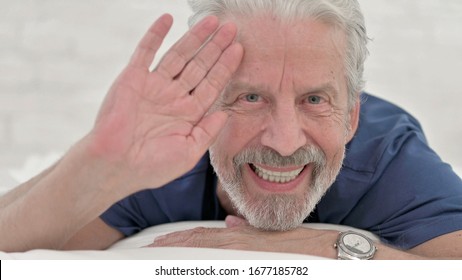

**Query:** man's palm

left=88, top=14, right=243, bottom=190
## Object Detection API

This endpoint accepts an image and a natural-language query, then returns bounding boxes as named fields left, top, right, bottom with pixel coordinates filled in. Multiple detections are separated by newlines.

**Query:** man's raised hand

left=87, top=14, right=243, bottom=192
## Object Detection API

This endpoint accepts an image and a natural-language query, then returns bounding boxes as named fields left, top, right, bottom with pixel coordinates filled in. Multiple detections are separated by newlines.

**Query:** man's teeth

left=253, top=165, right=304, bottom=183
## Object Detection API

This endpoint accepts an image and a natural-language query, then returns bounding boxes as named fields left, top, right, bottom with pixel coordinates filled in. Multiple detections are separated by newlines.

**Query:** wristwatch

left=334, top=231, right=377, bottom=260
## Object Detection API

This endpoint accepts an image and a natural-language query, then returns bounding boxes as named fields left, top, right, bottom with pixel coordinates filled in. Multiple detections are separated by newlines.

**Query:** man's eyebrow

left=223, top=81, right=340, bottom=97
left=225, top=81, right=265, bottom=93
left=303, top=83, right=339, bottom=96
left=223, top=81, right=268, bottom=97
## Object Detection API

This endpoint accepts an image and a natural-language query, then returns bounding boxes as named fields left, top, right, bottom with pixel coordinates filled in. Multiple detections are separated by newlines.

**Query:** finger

left=150, top=227, right=218, bottom=247
left=225, top=215, right=249, bottom=228
left=156, top=15, right=219, bottom=79
left=149, top=232, right=182, bottom=247
left=192, top=42, right=244, bottom=112
left=174, top=22, right=238, bottom=93
left=129, top=14, right=174, bottom=69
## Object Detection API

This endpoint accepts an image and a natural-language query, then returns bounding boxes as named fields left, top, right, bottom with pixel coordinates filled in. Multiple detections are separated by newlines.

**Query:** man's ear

left=346, top=98, right=360, bottom=143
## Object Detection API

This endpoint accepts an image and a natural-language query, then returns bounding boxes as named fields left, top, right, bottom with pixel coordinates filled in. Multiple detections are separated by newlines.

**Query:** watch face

left=342, top=233, right=371, bottom=254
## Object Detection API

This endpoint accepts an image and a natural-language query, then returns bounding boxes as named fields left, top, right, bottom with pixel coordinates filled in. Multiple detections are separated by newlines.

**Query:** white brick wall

left=0, top=0, right=461, bottom=179
left=361, top=0, right=462, bottom=175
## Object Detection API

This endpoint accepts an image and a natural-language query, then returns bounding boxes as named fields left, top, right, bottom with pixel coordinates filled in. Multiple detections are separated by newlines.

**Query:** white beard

left=209, top=145, right=344, bottom=231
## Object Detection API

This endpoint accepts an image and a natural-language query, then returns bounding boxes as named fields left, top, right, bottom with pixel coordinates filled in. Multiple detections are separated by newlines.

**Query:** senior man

left=1, top=0, right=461, bottom=259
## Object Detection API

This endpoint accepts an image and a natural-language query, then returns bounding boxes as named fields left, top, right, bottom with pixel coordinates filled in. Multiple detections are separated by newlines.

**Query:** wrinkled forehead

left=225, top=15, right=348, bottom=91
left=237, top=16, right=345, bottom=56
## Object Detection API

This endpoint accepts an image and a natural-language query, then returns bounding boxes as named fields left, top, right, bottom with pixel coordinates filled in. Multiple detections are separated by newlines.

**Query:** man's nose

left=260, top=106, right=307, bottom=157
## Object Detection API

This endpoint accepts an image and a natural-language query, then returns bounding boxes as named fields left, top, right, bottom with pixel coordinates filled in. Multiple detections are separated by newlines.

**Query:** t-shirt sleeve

left=100, top=189, right=168, bottom=237
left=99, top=154, right=214, bottom=237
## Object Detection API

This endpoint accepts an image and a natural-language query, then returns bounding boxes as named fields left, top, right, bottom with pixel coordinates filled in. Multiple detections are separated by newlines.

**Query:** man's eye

left=307, top=95, right=322, bottom=104
left=244, top=93, right=260, bottom=103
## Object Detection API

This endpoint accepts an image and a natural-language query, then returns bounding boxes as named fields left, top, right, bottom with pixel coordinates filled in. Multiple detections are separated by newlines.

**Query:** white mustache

left=233, top=145, right=326, bottom=169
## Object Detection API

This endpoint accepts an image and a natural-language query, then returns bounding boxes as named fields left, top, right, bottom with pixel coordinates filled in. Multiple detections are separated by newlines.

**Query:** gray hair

left=188, top=0, right=369, bottom=108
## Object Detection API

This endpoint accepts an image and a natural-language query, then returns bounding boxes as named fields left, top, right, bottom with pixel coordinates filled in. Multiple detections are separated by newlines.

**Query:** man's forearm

left=149, top=223, right=434, bottom=259
left=0, top=160, right=59, bottom=209
left=0, top=137, right=127, bottom=252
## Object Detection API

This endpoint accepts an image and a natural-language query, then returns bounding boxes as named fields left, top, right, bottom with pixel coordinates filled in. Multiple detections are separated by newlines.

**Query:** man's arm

left=408, top=230, right=462, bottom=259
left=62, top=218, right=124, bottom=250
left=0, top=163, right=57, bottom=209
left=0, top=142, right=134, bottom=251
left=0, top=14, right=243, bottom=252
left=149, top=216, right=462, bottom=259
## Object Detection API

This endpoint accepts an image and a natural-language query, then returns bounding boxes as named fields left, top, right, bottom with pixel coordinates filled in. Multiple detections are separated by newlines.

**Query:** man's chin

left=234, top=192, right=314, bottom=231
left=247, top=218, right=302, bottom=232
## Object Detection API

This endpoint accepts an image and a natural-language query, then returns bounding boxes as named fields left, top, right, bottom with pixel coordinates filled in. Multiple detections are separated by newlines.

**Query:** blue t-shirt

left=101, top=94, right=462, bottom=250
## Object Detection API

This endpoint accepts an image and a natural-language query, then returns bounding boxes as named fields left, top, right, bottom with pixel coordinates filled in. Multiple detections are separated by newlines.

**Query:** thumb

left=225, top=215, right=249, bottom=228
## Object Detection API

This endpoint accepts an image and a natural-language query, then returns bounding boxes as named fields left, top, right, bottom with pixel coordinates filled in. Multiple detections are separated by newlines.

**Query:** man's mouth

left=249, top=163, right=305, bottom=184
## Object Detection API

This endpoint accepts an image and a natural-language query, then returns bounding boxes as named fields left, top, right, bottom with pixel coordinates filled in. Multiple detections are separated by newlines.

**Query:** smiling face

left=209, top=16, right=360, bottom=231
